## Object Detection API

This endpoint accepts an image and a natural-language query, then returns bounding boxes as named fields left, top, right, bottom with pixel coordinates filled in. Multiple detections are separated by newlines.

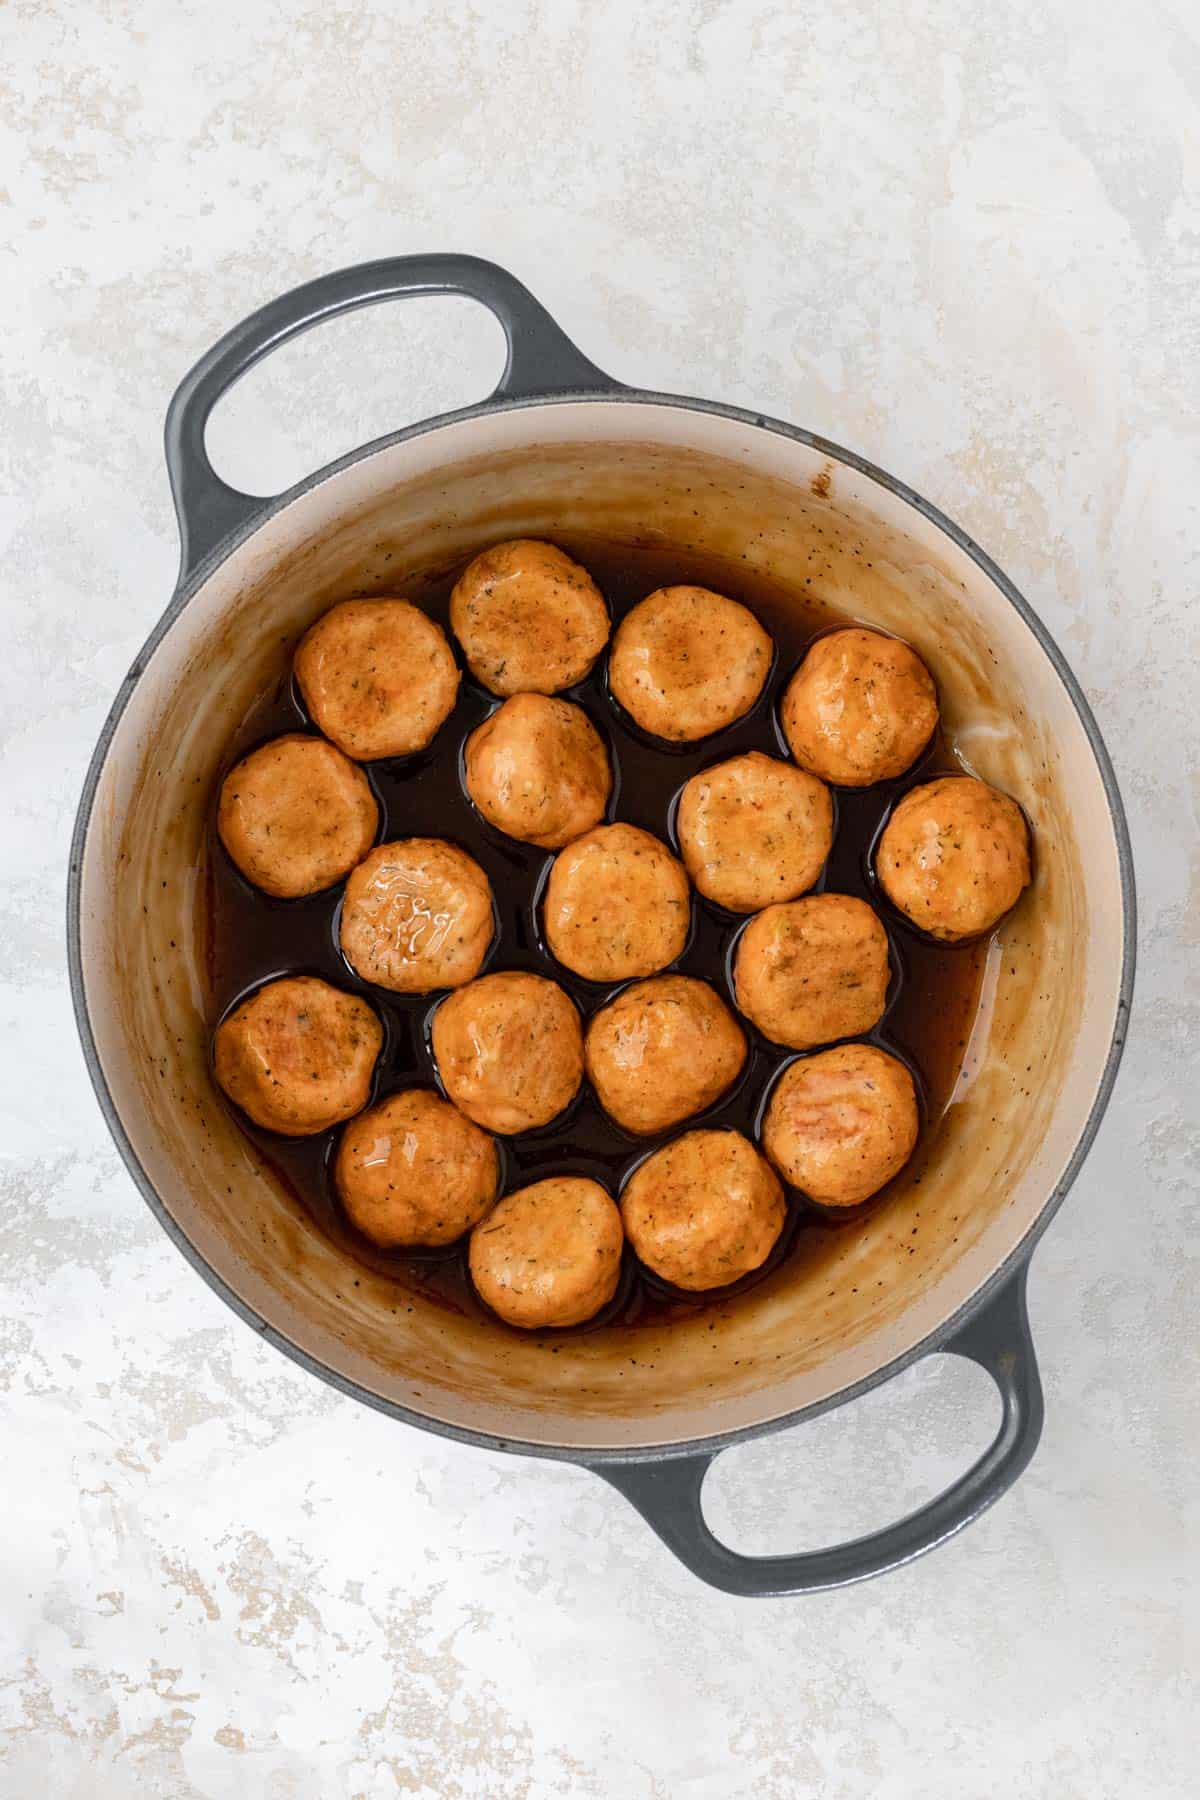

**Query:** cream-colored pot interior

left=77, top=401, right=1124, bottom=1451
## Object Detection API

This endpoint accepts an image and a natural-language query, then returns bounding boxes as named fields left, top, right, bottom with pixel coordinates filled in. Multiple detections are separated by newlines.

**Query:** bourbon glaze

left=205, top=539, right=987, bottom=1336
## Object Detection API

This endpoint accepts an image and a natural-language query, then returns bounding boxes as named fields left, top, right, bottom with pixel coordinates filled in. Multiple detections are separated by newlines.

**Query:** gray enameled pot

left=68, top=256, right=1135, bottom=1596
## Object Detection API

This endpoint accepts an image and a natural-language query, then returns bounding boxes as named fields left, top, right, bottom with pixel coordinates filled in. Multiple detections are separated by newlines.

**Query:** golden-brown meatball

left=675, top=751, right=833, bottom=913
left=294, top=598, right=460, bottom=761
left=340, top=839, right=494, bottom=993
left=608, top=586, right=773, bottom=742
left=335, top=1089, right=499, bottom=1248
left=214, top=976, right=381, bottom=1136
left=469, top=1176, right=624, bottom=1328
left=762, top=1044, right=919, bottom=1206
left=431, top=971, right=583, bottom=1135
left=781, top=627, right=938, bottom=787
left=543, top=823, right=691, bottom=982
left=877, top=776, right=1031, bottom=942
left=449, top=540, right=610, bottom=696
left=585, top=976, right=746, bottom=1135
left=733, top=893, right=890, bottom=1050
left=621, top=1130, right=784, bottom=1291
left=217, top=733, right=378, bottom=899
left=464, top=694, right=611, bottom=848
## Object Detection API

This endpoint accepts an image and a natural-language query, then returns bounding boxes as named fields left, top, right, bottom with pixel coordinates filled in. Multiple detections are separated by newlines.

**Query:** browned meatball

left=608, top=586, right=773, bottom=742
left=294, top=598, right=460, bottom=761
left=762, top=1044, right=919, bottom=1206
left=464, top=694, right=611, bottom=848
left=585, top=976, right=746, bottom=1135
left=621, top=1130, right=784, bottom=1291
left=431, top=972, right=583, bottom=1135
left=449, top=540, right=610, bottom=696
left=340, top=839, right=494, bottom=993
left=876, top=776, right=1032, bottom=942
left=214, top=976, right=381, bottom=1136
left=335, top=1089, right=499, bottom=1247
left=733, top=893, right=890, bottom=1050
left=469, top=1176, right=624, bottom=1328
left=217, top=733, right=378, bottom=899
left=781, top=627, right=938, bottom=787
left=543, top=823, right=691, bottom=982
left=675, top=751, right=833, bottom=912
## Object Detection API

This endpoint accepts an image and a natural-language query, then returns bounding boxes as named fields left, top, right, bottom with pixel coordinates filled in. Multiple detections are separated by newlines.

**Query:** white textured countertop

left=2, top=1, right=1196, bottom=1793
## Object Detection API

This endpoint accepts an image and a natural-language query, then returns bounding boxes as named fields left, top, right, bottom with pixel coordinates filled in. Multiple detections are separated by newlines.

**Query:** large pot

left=68, top=256, right=1134, bottom=1596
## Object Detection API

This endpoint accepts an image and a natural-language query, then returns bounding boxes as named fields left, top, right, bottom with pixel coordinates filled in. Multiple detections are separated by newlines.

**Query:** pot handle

left=597, top=1263, right=1043, bottom=1597
left=164, top=254, right=618, bottom=577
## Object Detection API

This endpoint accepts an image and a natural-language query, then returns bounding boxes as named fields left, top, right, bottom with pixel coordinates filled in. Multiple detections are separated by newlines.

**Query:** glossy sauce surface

left=205, top=540, right=987, bottom=1335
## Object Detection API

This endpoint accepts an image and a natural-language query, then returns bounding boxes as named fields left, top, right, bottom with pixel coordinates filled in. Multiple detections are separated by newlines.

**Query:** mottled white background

left=2, top=0, right=1197, bottom=1794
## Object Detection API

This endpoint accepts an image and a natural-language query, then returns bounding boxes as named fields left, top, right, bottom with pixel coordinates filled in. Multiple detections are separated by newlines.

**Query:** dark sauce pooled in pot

left=205, top=539, right=987, bottom=1335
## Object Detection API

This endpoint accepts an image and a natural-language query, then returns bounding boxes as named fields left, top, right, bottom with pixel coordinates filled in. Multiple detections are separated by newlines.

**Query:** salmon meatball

left=585, top=976, right=746, bottom=1136
left=609, top=586, right=773, bottom=742
left=676, top=751, right=833, bottom=913
left=294, top=598, right=460, bottom=761
left=543, top=823, right=691, bottom=982
left=432, top=971, right=583, bottom=1135
left=781, top=627, right=938, bottom=787
left=214, top=976, right=381, bottom=1136
left=621, top=1130, right=784, bottom=1292
left=469, top=1176, right=624, bottom=1329
left=217, top=733, right=378, bottom=899
left=734, top=892, right=890, bottom=1050
left=340, top=839, right=494, bottom=993
left=464, top=694, right=611, bottom=848
left=449, top=540, right=610, bottom=696
left=762, top=1044, right=919, bottom=1206
left=877, top=776, right=1031, bottom=942
left=335, top=1089, right=499, bottom=1248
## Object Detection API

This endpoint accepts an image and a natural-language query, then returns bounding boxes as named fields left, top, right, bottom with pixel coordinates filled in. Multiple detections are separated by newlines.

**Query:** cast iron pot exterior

left=68, top=256, right=1135, bottom=1596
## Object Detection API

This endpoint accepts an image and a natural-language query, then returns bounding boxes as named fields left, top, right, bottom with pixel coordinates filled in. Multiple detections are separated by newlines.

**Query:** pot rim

left=66, top=386, right=1137, bottom=1467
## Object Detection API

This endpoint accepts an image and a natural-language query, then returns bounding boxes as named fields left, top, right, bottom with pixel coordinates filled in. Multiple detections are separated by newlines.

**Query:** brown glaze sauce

left=205, top=538, right=987, bottom=1337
